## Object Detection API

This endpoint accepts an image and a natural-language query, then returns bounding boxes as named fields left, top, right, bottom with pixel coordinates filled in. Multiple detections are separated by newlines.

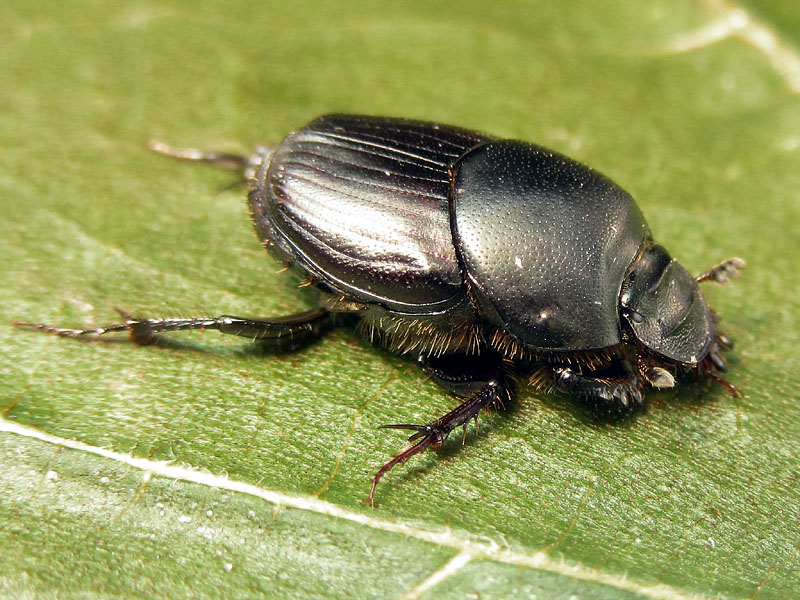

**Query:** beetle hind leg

left=368, top=352, right=509, bottom=506
left=15, top=307, right=334, bottom=353
left=148, top=141, right=272, bottom=180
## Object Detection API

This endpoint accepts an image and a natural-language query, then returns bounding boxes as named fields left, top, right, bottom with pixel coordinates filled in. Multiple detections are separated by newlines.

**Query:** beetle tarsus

left=368, top=379, right=501, bottom=506
left=149, top=141, right=253, bottom=170
left=12, top=319, right=131, bottom=339
left=697, top=339, right=738, bottom=396
left=367, top=432, right=438, bottom=507
left=705, top=371, right=739, bottom=396
left=148, top=140, right=272, bottom=181
left=15, top=307, right=334, bottom=353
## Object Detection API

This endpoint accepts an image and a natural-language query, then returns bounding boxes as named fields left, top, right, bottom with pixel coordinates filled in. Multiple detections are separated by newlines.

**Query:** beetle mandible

left=18, top=114, right=745, bottom=504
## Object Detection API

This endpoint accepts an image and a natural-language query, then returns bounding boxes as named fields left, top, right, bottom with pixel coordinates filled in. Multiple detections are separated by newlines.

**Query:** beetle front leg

left=15, top=307, right=334, bottom=353
left=552, top=365, right=645, bottom=408
left=368, top=352, right=508, bottom=505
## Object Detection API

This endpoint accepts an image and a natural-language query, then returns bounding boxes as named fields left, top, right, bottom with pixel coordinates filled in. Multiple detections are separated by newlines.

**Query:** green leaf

left=2, top=1, right=798, bottom=598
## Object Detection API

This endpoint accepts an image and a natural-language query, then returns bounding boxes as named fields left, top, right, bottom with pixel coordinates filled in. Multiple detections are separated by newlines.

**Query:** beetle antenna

left=695, top=257, right=746, bottom=284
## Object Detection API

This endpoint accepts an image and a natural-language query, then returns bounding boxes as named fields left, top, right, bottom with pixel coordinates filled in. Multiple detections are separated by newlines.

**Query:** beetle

left=17, top=114, right=745, bottom=504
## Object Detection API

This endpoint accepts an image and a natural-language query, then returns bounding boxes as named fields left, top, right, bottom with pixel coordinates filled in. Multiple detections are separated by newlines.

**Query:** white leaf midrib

left=1, top=417, right=708, bottom=600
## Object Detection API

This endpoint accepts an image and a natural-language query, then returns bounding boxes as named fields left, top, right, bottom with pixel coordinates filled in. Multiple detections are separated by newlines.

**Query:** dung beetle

left=17, top=114, right=745, bottom=504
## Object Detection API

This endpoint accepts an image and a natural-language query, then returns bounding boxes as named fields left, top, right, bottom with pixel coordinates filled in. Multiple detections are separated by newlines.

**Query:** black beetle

left=18, top=114, right=744, bottom=504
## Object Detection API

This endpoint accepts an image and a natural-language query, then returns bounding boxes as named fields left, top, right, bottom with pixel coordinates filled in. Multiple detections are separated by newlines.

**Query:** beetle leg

left=15, top=307, right=333, bottom=353
left=695, top=257, right=746, bottom=284
left=552, top=366, right=644, bottom=408
left=367, top=352, right=508, bottom=505
left=368, top=378, right=502, bottom=506
left=148, top=141, right=272, bottom=180
left=696, top=339, right=739, bottom=397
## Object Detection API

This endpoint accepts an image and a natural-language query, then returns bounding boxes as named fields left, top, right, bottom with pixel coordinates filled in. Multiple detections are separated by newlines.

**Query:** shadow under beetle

left=18, top=115, right=745, bottom=505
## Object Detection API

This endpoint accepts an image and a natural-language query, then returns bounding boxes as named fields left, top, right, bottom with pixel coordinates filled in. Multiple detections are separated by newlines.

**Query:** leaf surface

left=2, top=1, right=798, bottom=598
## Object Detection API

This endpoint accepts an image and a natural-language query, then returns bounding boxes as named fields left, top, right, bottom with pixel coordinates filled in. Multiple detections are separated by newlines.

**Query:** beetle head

left=620, top=244, right=714, bottom=369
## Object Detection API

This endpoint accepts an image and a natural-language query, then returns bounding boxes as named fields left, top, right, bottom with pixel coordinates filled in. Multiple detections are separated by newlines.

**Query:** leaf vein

left=1, top=417, right=715, bottom=600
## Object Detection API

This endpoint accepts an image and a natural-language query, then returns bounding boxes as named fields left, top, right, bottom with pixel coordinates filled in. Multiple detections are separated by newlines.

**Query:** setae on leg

left=368, top=351, right=509, bottom=505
